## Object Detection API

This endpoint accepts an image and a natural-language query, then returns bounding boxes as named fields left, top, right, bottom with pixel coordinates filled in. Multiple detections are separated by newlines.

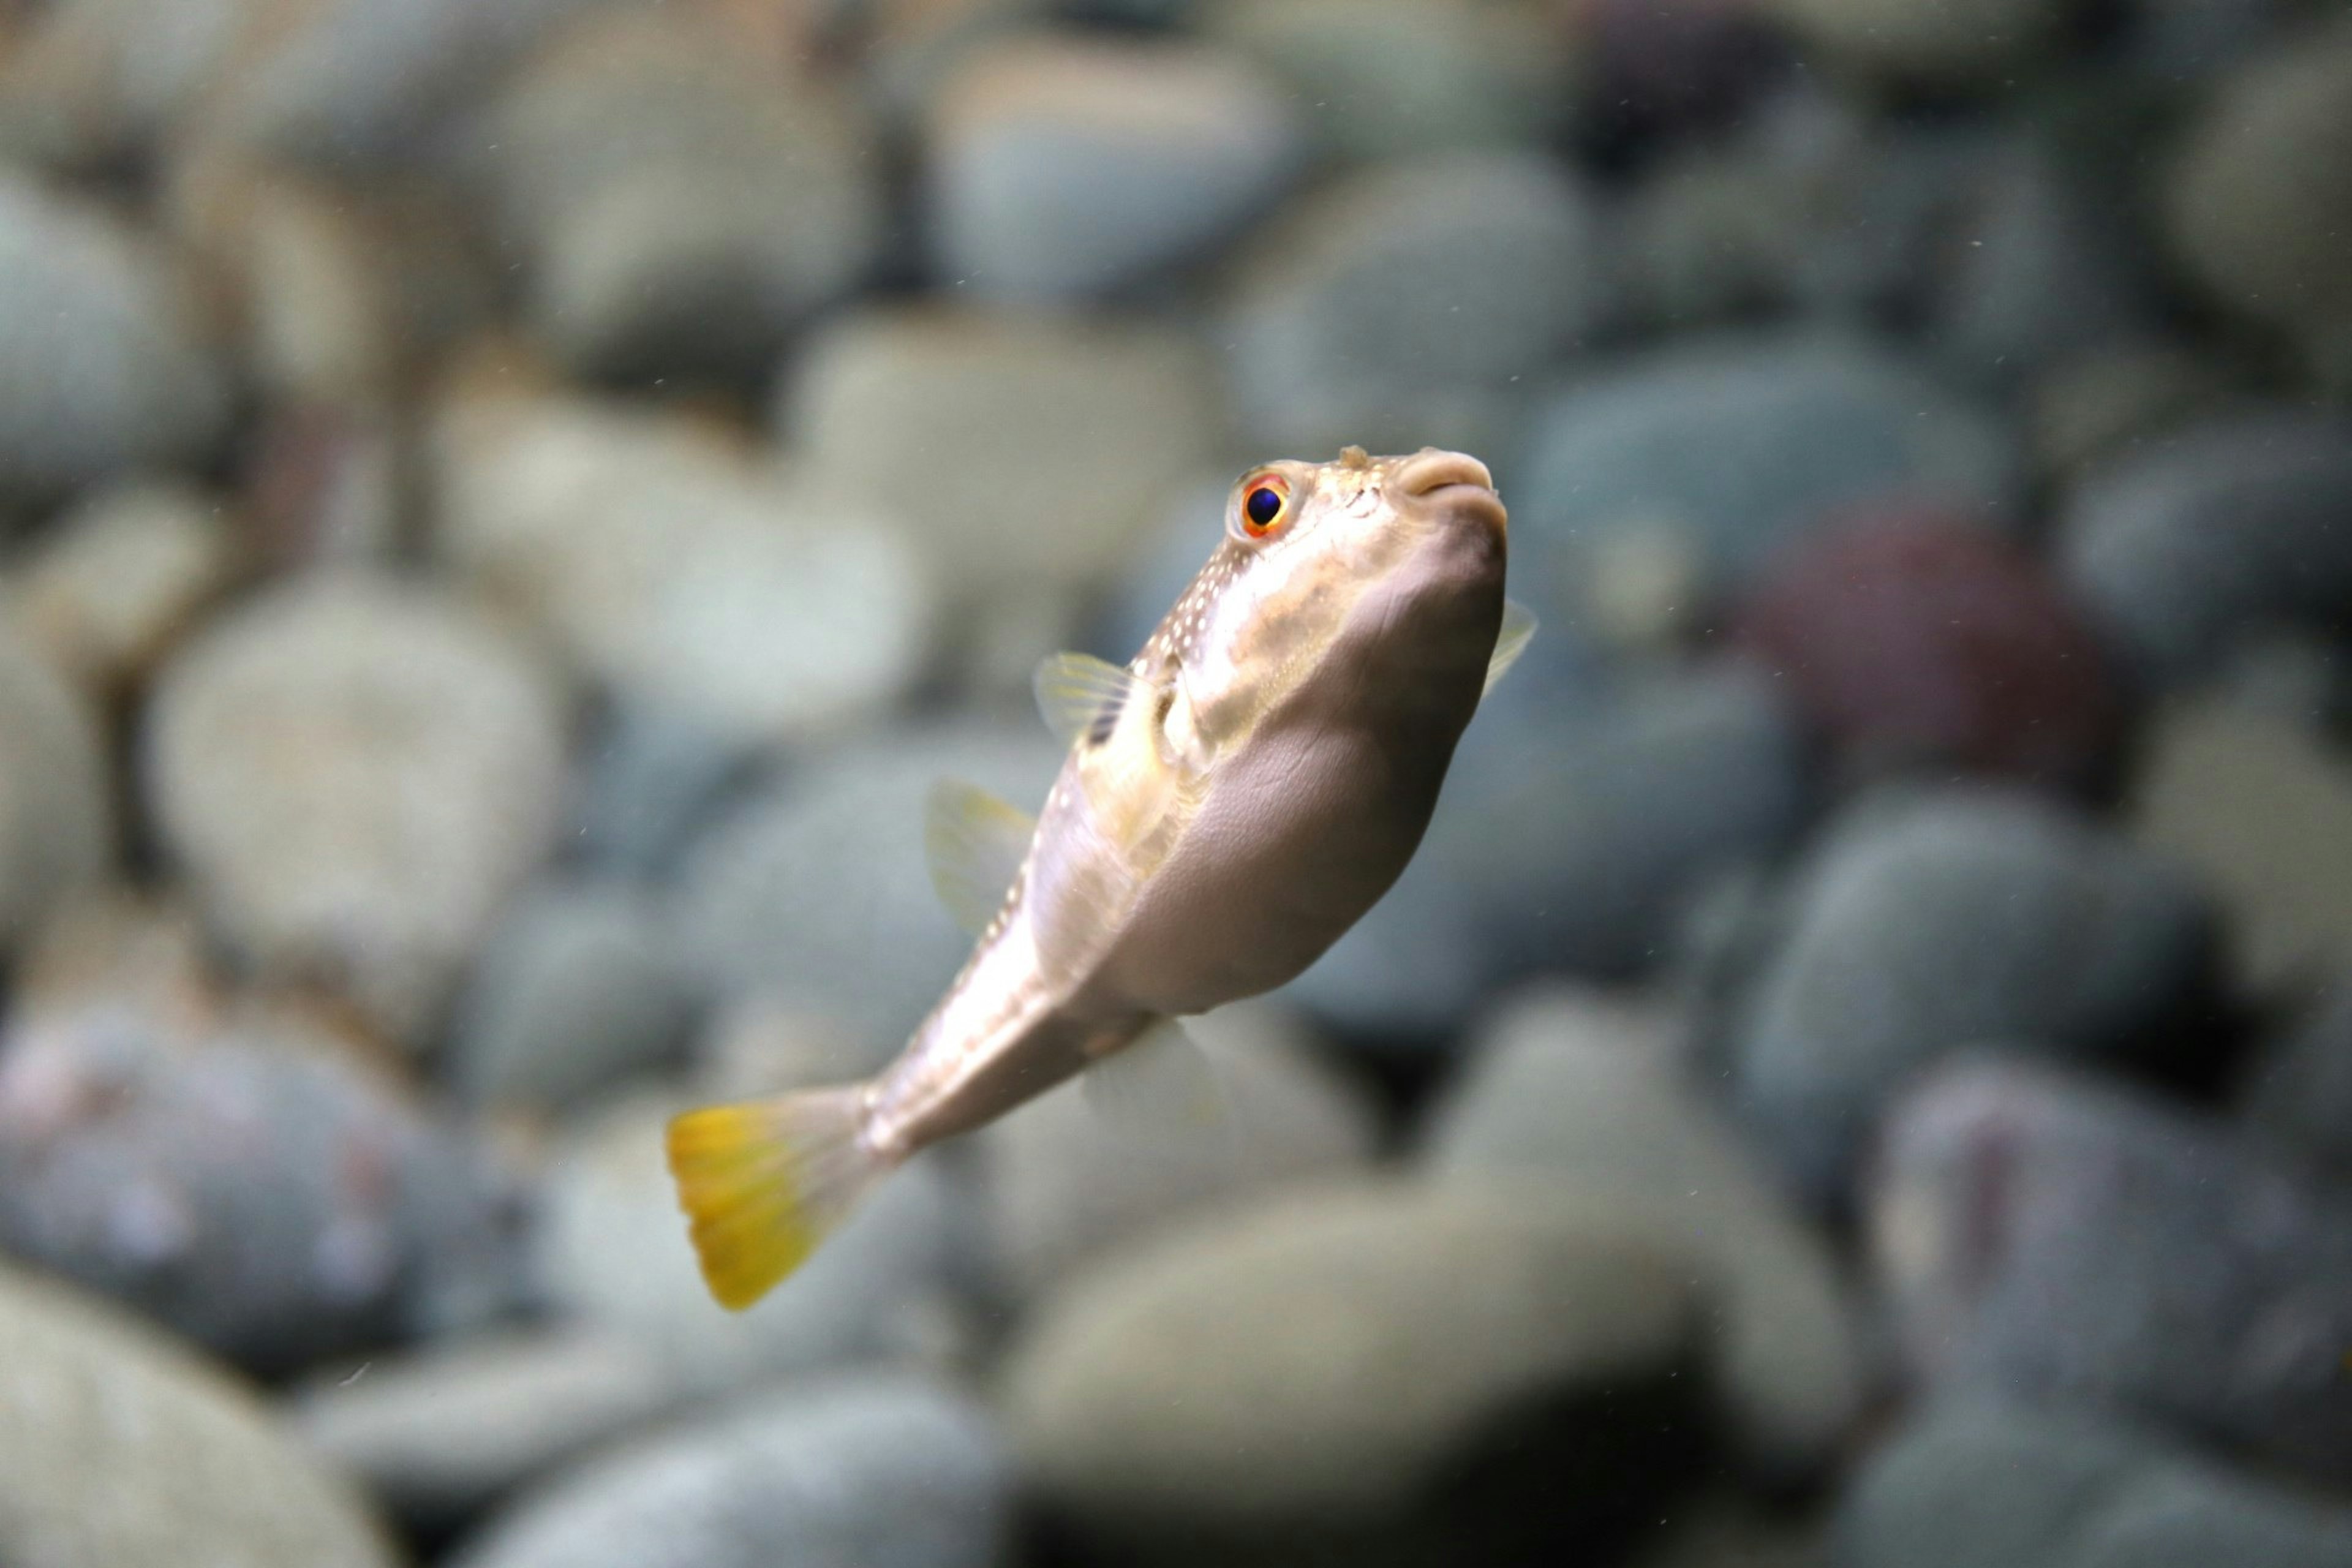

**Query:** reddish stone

left=1733, top=514, right=2119, bottom=787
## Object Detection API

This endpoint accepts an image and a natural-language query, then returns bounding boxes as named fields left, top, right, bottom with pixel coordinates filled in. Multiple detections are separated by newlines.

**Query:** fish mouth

left=1395, top=448, right=1506, bottom=536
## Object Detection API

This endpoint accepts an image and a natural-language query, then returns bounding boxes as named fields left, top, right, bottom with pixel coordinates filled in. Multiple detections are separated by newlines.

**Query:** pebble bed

left=0, top=1, right=2346, bottom=1565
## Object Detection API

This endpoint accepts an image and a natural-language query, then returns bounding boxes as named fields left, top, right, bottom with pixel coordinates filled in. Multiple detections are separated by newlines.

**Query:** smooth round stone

left=782, top=306, right=1217, bottom=620
left=2129, top=697, right=2352, bottom=994
left=2167, top=17, right=2352, bottom=379
left=533, top=1091, right=974, bottom=1397
left=1509, top=331, right=2022, bottom=633
left=0, top=1006, right=529, bottom=1376
left=1726, top=786, right=2215, bottom=1208
left=976, top=999, right=1378, bottom=1302
left=0, top=1261, right=394, bottom=1568
left=0, top=173, right=230, bottom=506
left=435, top=390, right=935, bottom=747
left=1289, top=661, right=1809, bottom=1042
left=1763, top=0, right=2081, bottom=88
left=475, top=13, right=880, bottom=382
left=6, top=480, right=235, bottom=698
left=0, top=0, right=251, bottom=168
left=1871, top=1057, right=2352, bottom=1487
left=1838, top=1399, right=2352, bottom=1568
left=674, top=719, right=1064, bottom=1060
left=1219, top=149, right=1607, bottom=456
left=925, top=36, right=1305, bottom=301
left=1422, top=984, right=1868, bottom=1475
left=291, top=1327, right=680, bottom=1534
left=0, top=616, right=110, bottom=948
left=1200, top=0, right=1577, bottom=163
left=147, top=573, right=568, bottom=1046
left=447, top=1374, right=1013, bottom=1568
left=447, top=877, right=699, bottom=1115
left=2029, top=342, right=2240, bottom=483
left=2057, top=409, right=2352, bottom=688
left=1733, top=515, right=2118, bottom=789
left=1003, top=1179, right=1709, bottom=1568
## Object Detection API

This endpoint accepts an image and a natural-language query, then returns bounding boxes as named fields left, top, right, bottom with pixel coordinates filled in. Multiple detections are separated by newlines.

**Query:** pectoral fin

left=1035, top=652, right=1142, bottom=748
left=1483, top=599, right=1538, bottom=698
left=924, top=778, right=1035, bottom=938
left=1083, top=1019, right=1231, bottom=1144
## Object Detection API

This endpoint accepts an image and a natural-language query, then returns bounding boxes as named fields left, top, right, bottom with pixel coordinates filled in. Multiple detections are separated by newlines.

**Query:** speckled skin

left=864, top=448, right=1509, bottom=1156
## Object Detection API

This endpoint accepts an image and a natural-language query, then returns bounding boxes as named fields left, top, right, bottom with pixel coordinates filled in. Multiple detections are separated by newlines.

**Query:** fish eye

left=1240, top=475, right=1291, bottom=537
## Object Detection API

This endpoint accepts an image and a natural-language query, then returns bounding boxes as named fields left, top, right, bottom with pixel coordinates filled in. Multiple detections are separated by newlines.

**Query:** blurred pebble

left=1199, top=0, right=1577, bottom=163
left=1219, top=149, right=1607, bottom=456
left=2057, top=409, right=2352, bottom=688
left=1291, top=662, right=1809, bottom=1041
left=675, top=719, right=1062, bottom=1058
left=1733, top=515, right=2117, bottom=788
left=448, top=1373, right=1013, bottom=1568
left=1510, top=331, right=2021, bottom=637
left=1583, top=0, right=1791, bottom=156
left=435, top=390, right=935, bottom=746
left=783, top=305, right=1215, bottom=674
left=0, top=0, right=250, bottom=168
left=1726, top=787, right=2214, bottom=1207
left=2166, top=15, right=2352, bottom=385
left=447, top=877, right=698, bottom=1116
left=2241, top=980, right=2352, bottom=1182
left=292, top=1326, right=677, bottom=1534
left=1836, top=1398, right=2352, bottom=1568
left=925, top=35, right=1304, bottom=302
left=6, top=480, right=235, bottom=701
left=1871, top=1056, right=2352, bottom=1484
left=2129, top=696, right=2352, bottom=993
left=0, top=1261, right=393, bottom=1568
left=570, top=699, right=758, bottom=881
left=1004, top=1179, right=1710, bottom=1568
left=533, top=1091, right=974, bottom=1398
left=976, top=998, right=1378, bottom=1303
left=476, top=12, right=880, bottom=383
left=1762, top=0, right=2080, bottom=88
left=1422, top=984, right=1867, bottom=1475
left=0, top=172, right=231, bottom=507
left=2029, top=342, right=2238, bottom=483
left=241, top=401, right=406, bottom=568
left=0, top=615, right=110, bottom=947
left=0, top=1007, right=529, bottom=1374
left=148, top=574, right=568, bottom=1045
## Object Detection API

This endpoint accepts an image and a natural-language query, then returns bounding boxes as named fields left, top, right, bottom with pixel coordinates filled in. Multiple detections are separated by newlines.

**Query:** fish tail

left=665, top=1085, right=888, bottom=1312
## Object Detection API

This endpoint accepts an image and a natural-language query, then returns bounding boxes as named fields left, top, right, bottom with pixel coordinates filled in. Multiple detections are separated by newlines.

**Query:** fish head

left=1147, top=445, right=1509, bottom=755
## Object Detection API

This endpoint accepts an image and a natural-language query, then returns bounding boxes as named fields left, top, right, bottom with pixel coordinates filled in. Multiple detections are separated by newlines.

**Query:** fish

left=667, top=445, right=1535, bottom=1310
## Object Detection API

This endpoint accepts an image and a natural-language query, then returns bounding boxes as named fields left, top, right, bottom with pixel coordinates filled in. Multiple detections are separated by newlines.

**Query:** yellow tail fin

left=665, top=1087, right=883, bottom=1311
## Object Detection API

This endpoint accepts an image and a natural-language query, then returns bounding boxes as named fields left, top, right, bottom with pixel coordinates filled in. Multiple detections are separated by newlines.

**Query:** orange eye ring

left=1239, top=473, right=1291, bottom=538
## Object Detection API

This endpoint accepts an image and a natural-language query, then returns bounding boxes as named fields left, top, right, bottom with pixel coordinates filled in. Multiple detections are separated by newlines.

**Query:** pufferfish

left=668, top=445, right=1534, bottom=1310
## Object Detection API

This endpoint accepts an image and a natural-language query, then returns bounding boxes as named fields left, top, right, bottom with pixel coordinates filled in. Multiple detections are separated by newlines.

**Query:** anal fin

left=1082, top=1019, right=1232, bottom=1148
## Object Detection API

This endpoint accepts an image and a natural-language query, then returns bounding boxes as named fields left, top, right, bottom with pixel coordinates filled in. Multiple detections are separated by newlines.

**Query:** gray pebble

left=448, top=1373, right=1014, bottom=1568
left=0, top=616, right=110, bottom=949
left=447, top=878, right=699, bottom=1115
left=1727, top=787, right=2214, bottom=1207
left=2241, top=979, right=2352, bottom=1183
left=6, top=480, right=235, bottom=699
left=1509, top=330, right=2021, bottom=637
left=1423, top=984, right=1869, bottom=1475
left=1836, top=1398, right=2352, bottom=1568
left=1220, top=149, right=1607, bottom=458
left=1763, top=0, right=2081, bottom=88
left=2058, top=408, right=2352, bottom=688
left=0, top=1260, right=393, bottom=1568
left=291, top=1327, right=679, bottom=1534
left=0, top=173, right=230, bottom=506
left=924, top=35, right=1305, bottom=301
left=1004, top=1178, right=1711, bottom=1568
left=146, top=573, right=570, bottom=1046
left=1870, top=1056, right=2352, bottom=1484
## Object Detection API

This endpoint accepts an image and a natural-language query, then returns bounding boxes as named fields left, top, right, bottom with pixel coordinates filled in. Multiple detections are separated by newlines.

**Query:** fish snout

left=1394, top=448, right=1506, bottom=537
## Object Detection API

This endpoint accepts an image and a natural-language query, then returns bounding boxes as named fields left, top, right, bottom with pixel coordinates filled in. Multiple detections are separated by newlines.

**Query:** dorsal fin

left=1034, top=652, right=1142, bottom=748
left=923, top=778, right=1036, bottom=937
left=1483, top=599, right=1538, bottom=698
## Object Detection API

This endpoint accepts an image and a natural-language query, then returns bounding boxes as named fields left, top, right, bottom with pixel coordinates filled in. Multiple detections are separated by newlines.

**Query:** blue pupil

left=1245, top=486, right=1282, bottom=528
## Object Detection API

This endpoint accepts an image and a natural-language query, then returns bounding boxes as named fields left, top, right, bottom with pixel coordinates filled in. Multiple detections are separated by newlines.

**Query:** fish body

left=669, top=447, right=1525, bottom=1308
